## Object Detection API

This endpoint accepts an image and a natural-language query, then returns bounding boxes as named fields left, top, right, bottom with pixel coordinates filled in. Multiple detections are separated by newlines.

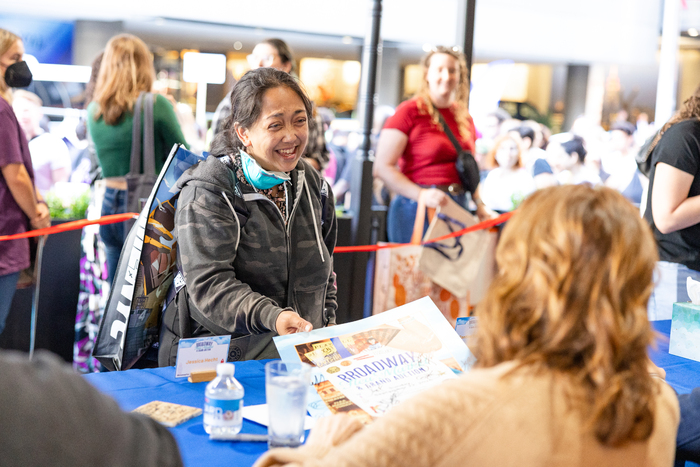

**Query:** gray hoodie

left=159, top=155, right=337, bottom=364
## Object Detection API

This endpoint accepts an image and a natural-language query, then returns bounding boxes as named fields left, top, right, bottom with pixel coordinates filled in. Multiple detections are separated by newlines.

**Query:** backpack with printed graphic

left=94, top=145, right=207, bottom=371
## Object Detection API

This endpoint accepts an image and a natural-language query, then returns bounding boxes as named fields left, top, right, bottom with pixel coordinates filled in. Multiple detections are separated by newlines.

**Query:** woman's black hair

left=517, top=125, right=536, bottom=142
left=561, top=135, right=587, bottom=163
left=259, top=38, right=296, bottom=75
left=209, top=67, right=313, bottom=155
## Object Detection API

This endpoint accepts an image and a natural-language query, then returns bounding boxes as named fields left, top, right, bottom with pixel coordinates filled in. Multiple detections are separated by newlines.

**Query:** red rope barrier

left=0, top=213, right=138, bottom=242
left=334, top=211, right=512, bottom=253
left=0, top=210, right=512, bottom=253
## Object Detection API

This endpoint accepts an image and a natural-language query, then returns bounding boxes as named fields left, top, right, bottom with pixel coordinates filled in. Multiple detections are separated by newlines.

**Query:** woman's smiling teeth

left=277, top=147, right=297, bottom=158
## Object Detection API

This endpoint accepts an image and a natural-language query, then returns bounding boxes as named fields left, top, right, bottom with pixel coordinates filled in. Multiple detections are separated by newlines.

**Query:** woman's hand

left=31, top=202, right=51, bottom=230
left=275, top=310, right=313, bottom=335
left=420, top=188, right=449, bottom=208
left=475, top=202, right=497, bottom=222
left=303, top=414, right=364, bottom=449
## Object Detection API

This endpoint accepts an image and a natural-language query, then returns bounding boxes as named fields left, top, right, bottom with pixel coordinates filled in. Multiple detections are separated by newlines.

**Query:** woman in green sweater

left=87, top=34, right=187, bottom=285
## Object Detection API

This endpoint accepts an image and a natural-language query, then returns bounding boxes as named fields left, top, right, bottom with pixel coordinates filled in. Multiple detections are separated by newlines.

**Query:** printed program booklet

left=274, top=297, right=472, bottom=422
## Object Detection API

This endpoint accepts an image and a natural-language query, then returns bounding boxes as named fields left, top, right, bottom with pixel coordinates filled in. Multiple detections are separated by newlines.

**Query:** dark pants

left=677, top=389, right=700, bottom=466
left=0, top=272, right=20, bottom=336
left=99, top=187, right=126, bottom=288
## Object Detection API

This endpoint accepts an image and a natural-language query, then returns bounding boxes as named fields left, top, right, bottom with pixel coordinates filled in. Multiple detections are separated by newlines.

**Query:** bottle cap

left=216, top=363, right=235, bottom=376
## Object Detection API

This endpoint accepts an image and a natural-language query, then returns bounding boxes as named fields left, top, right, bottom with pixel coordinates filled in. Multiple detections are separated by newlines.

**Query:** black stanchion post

left=463, top=0, right=476, bottom=84
left=347, top=0, right=383, bottom=323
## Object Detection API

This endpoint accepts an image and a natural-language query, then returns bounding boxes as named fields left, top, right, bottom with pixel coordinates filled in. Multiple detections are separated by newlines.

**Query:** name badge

left=175, top=335, right=232, bottom=378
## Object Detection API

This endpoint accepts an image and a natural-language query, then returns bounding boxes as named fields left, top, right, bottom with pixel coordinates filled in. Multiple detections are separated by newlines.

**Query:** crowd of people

left=469, top=110, right=654, bottom=213
left=4, top=22, right=700, bottom=467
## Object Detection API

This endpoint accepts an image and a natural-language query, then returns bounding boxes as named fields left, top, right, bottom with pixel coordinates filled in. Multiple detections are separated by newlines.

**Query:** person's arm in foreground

left=254, top=377, right=478, bottom=467
left=0, top=350, right=183, bottom=467
left=651, top=162, right=700, bottom=234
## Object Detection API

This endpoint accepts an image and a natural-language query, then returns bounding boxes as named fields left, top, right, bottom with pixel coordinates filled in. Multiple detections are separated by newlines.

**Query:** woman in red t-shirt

left=373, top=46, right=491, bottom=243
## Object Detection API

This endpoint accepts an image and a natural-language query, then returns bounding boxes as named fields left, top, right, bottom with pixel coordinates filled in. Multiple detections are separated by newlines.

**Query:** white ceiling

left=0, top=0, right=674, bottom=66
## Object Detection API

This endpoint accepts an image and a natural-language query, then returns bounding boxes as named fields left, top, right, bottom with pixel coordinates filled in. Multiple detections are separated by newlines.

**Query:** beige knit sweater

left=255, top=361, right=679, bottom=467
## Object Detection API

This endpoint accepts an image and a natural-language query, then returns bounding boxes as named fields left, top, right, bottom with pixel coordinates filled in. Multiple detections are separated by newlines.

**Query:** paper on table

left=274, top=297, right=471, bottom=420
left=243, top=404, right=316, bottom=430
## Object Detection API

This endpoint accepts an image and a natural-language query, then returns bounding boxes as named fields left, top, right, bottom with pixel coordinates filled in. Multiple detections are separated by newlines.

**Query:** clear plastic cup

left=265, top=361, right=312, bottom=448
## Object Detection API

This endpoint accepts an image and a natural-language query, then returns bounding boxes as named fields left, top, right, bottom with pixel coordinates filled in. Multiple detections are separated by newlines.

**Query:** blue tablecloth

left=650, top=320, right=700, bottom=395
left=85, top=359, right=270, bottom=467
left=85, top=320, right=700, bottom=467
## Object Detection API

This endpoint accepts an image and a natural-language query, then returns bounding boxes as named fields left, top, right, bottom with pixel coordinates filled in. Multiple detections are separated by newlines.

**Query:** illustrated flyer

left=274, top=297, right=472, bottom=422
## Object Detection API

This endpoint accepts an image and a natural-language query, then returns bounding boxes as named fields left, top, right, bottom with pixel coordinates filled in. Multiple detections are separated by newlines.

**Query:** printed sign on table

left=175, top=335, right=231, bottom=378
left=274, top=297, right=471, bottom=422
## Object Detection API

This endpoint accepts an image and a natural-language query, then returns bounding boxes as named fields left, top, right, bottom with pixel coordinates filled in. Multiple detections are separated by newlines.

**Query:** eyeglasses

left=246, top=53, right=277, bottom=67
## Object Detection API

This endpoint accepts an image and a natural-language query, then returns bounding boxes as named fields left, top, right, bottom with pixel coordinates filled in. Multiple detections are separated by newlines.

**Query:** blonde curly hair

left=475, top=185, right=659, bottom=447
left=415, top=46, right=472, bottom=142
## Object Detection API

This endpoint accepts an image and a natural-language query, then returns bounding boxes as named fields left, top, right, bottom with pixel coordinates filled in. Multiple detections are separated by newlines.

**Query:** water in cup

left=267, top=376, right=306, bottom=443
left=265, top=361, right=311, bottom=448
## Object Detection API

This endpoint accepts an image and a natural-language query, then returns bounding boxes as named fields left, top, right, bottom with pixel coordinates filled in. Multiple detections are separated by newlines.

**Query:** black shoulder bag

left=635, top=129, right=660, bottom=178
left=437, top=112, right=480, bottom=196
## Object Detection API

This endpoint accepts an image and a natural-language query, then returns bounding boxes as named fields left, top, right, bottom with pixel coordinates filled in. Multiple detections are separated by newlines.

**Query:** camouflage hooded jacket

left=158, top=155, right=337, bottom=363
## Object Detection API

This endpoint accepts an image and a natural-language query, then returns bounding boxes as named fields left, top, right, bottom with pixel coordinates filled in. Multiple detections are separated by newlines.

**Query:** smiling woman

left=159, top=67, right=338, bottom=365
left=235, top=86, right=310, bottom=174
left=372, top=46, right=493, bottom=244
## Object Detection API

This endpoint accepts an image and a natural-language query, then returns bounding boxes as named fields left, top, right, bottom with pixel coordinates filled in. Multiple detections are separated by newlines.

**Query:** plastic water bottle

left=203, top=363, right=244, bottom=436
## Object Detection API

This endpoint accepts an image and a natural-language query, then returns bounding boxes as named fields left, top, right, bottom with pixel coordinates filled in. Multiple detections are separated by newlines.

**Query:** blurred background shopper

left=373, top=46, right=488, bottom=244
left=644, top=85, right=700, bottom=321
left=211, top=38, right=329, bottom=173
left=87, top=33, right=188, bottom=286
left=12, top=89, right=72, bottom=196
left=0, top=28, right=49, bottom=337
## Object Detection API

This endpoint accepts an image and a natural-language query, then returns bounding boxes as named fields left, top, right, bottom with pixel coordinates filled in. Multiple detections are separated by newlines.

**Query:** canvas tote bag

left=373, top=193, right=488, bottom=326
left=418, top=197, right=497, bottom=303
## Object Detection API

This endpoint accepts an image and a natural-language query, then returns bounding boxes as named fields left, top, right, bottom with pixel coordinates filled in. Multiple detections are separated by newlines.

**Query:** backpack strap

left=129, top=92, right=156, bottom=175
left=142, top=93, right=156, bottom=175
left=129, top=93, right=144, bottom=175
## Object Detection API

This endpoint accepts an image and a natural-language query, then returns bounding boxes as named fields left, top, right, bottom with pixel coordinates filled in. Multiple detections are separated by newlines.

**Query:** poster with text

left=274, top=297, right=471, bottom=422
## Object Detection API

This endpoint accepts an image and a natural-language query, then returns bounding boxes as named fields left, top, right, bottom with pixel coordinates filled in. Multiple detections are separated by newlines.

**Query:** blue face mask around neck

left=240, top=150, right=291, bottom=190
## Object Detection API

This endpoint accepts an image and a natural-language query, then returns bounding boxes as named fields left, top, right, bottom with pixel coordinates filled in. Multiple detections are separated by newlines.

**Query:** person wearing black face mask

left=0, top=28, right=49, bottom=337
left=4, top=60, right=32, bottom=88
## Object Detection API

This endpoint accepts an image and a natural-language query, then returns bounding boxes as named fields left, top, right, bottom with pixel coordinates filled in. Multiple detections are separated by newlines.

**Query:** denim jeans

left=0, top=272, right=20, bottom=336
left=648, top=261, right=700, bottom=321
left=100, top=187, right=127, bottom=287
left=387, top=192, right=467, bottom=244
left=676, top=388, right=700, bottom=466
